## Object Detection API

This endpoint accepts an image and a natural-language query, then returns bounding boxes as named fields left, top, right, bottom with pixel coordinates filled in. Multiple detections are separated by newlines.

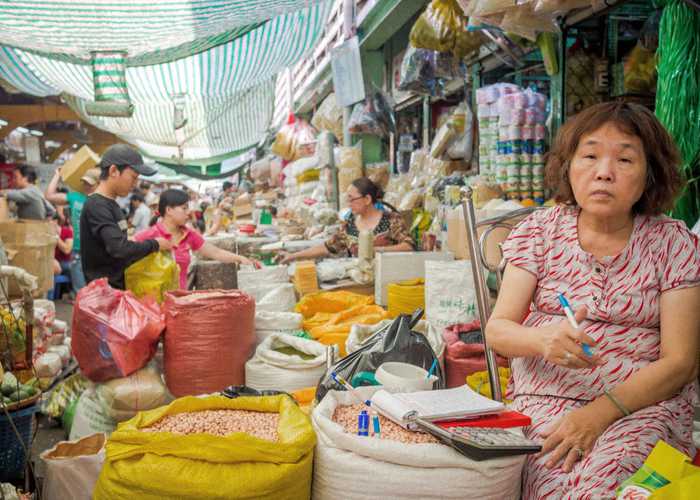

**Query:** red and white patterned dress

left=500, top=205, right=700, bottom=499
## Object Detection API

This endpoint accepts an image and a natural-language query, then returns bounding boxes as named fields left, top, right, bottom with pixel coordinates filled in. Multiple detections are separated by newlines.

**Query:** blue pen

left=558, top=293, right=594, bottom=356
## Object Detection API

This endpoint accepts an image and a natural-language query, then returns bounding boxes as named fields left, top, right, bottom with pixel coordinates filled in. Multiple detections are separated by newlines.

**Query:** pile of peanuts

left=332, top=404, right=441, bottom=444
left=143, top=409, right=279, bottom=441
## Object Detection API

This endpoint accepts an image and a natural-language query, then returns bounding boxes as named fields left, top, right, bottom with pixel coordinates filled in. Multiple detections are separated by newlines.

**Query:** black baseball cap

left=99, top=144, right=157, bottom=176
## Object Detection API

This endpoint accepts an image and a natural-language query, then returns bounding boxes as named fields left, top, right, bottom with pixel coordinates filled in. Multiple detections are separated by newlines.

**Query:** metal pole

left=342, top=0, right=355, bottom=148
left=461, top=186, right=503, bottom=401
left=328, top=132, right=340, bottom=210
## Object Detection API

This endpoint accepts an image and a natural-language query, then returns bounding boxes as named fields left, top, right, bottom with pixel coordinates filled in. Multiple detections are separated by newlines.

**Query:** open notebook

left=371, top=385, right=505, bottom=429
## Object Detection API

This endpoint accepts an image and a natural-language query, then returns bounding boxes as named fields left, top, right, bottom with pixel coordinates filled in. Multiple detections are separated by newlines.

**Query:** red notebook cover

left=436, top=410, right=531, bottom=429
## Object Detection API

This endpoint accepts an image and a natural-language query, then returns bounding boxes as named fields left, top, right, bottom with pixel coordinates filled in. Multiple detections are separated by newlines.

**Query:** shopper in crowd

left=80, top=144, right=172, bottom=289
left=51, top=212, right=73, bottom=278
left=46, top=167, right=100, bottom=291
left=278, top=177, right=414, bottom=264
left=485, top=102, right=700, bottom=498
left=135, top=189, right=259, bottom=289
left=1, top=164, right=56, bottom=220
left=129, top=192, right=152, bottom=232
left=204, top=198, right=235, bottom=236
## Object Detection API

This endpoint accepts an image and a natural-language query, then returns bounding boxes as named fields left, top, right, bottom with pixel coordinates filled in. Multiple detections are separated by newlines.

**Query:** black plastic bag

left=315, top=310, right=445, bottom=403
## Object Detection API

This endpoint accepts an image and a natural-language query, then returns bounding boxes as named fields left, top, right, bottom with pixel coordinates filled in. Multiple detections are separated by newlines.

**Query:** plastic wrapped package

left=270, top=121, right=296, bottom=160
left=315, top=313, right=444, bottom=403
left=36, top=352, right=63, bottom=378
left=347, top=91, right=395, bottom=137
left=398, top=46, right=440, bottom=96
left=71, top=279, right=164, bottom=383
left=95, top=365, right=168, bottom=422
left=366, top=162, right=390, bottom=190
left=271, top=119, right=317, bottom=161
left=245, top=333, right=331, bottom=392
left=69, top=388, right=117, bottom=441
left=337, top=143, right=364, bottom=199
left=93, top=395, right=316, bottom=500
left=47, top=345, right=71, bottom=366
left=250, top=157, right=272, bottom=182
left=125, top=252, right=179, bottom=303
left=311, top=93, right=344, bottom=141
left=448, top=102, right=475, bottom=161
left=45, top=373, right=90, bottom=420
left=410, top=0, right=467, bottom=54
left=289, top=156, right=319, bottom=178
left=498, top=5, right=558, bottom=41
left=534, top=0, right=591, bottom=15
left=315, top=131, right=335, bottom=168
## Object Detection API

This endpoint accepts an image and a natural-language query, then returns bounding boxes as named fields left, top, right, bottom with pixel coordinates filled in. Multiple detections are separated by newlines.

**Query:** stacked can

left=476, top=83, right=519, bottom=184
left=494, top=88, right=548, bottom=202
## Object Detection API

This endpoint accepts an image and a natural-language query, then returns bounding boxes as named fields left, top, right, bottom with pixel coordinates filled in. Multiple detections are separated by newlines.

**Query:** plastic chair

left=48, top=274, right=71, bottom=300
left=460, top=186, right=541, bottom=401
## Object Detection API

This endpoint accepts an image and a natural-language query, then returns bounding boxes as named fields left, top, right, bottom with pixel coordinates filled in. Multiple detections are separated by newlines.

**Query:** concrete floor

left=29, top=299, right=73, bottom=485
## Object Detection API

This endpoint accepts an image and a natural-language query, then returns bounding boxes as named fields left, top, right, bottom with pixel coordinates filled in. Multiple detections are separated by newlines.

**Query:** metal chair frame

left=461, top=187, right=542, bottom=401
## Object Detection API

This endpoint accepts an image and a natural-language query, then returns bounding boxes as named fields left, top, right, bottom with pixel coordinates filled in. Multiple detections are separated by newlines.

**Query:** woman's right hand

left=276, top=251, right=294, bottom=265
left=538, top=306, right=603, bottom=369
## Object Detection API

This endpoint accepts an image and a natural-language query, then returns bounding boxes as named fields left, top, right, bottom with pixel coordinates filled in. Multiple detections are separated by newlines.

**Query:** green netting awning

left=0, top=0, right=332, bottom=167
left=0, top=1, right=325, bottom=65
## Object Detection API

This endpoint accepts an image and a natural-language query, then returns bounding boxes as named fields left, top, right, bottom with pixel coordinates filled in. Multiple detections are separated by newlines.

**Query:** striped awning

left=0, top=0, right=332, bottom=165
left=0, top=1, right=326, bottom=64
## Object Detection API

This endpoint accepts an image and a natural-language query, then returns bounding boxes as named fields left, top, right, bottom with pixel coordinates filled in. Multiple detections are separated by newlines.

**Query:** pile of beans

left=143, top=409, right=279, bottom=441
left=332, top=404, right=440, bottom=444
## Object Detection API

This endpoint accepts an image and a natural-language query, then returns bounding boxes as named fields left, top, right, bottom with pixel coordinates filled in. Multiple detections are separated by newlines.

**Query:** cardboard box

left=61, top=146, right=100, bottom=193
left=374, top=251, right=454, bottom=306
left=0, top=220, right=57, bottom=297
left=446, top=206, right=527, bottom=267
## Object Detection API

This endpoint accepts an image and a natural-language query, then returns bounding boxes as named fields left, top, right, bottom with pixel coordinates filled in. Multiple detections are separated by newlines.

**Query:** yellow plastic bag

left=410, top=0, right=483, bottom=58
left=125, top=251, right=179, bottom=303
left=387, top=279, right=425, bottom=318
left=466, top=367, right=511, bottom=402
left=94, top=395, right=315, bottom=500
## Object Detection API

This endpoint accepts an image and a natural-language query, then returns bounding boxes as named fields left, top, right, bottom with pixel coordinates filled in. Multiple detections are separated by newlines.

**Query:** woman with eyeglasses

left=278, top=177, right=414, bottom=264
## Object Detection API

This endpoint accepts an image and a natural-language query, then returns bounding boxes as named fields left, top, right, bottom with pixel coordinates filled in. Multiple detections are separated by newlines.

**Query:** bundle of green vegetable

left=1, top=371, right=38, bottom=405
left=655, top=0, right=700, bottom=227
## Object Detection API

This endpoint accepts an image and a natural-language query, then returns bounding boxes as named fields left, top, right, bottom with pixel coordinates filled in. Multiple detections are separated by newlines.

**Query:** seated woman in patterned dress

left=486, top=102, right=700, bottom=499
left=278, top=177, right=414, bottom=264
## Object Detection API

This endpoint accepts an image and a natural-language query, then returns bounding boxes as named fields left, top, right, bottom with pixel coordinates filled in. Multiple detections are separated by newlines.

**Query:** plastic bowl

left=375, top=362, right=438, bottom=392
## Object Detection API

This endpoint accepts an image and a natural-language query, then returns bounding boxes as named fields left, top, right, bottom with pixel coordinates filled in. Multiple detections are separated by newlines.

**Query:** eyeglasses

left=346, top=195, right=366, bottom=203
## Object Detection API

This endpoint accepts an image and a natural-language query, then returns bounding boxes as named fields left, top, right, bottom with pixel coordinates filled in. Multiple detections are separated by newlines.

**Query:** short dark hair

left=158, top=188, right=189, bottom=217
left=545, top=102, right=683, bottom=216
left=99, top=164, right=132, bottom=180
left=222, top=181, right=234, bottom=191
left=17, top=164, right=37, bottom=183
left=131, top=193, right=145, bottom=203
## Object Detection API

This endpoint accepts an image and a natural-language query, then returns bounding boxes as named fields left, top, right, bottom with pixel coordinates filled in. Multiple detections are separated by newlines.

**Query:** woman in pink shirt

left=135, top=189, right=257, bottom=289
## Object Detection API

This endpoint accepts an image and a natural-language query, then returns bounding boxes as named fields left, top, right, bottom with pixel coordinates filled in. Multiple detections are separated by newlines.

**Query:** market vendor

left=278, top=177, right=414, bottom=264
left=135, top=189, right=259, bottom=289
left=80, top=144, right=173, bottom=289
left=485, top=102, right=700, bottom=498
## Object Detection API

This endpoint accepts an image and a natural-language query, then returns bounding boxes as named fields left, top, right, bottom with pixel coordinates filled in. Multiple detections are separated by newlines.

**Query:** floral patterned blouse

left=325, top=210, right=414, bottom=257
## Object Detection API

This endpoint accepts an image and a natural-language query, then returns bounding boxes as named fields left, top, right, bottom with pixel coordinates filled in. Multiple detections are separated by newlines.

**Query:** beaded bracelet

left=604, top=390, right=631, bottom=417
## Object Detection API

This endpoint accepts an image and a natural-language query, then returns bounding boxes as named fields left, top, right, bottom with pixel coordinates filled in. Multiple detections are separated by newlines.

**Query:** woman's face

left=166, top=203, right=190, bottom=226
left=569, top=122, right=647, bottom=220
left=346, top=185, right=371, bottom=215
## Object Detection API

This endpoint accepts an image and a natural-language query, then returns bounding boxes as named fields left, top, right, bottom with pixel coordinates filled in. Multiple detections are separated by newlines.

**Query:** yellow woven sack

left=466, top=367, right=511, bottom=403
left=387, top=278, right=425, bottom=318
left=295, top=291, right=373, bottom=319
left=94, top=395, right=315, bottom=500
left=295, top=168, right=320, bottom=184
left=125, top=251, right=179, bottom=303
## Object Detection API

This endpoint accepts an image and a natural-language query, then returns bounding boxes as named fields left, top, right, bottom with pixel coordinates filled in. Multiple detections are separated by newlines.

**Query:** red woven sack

left=163, top=290, right=255, bottom=397
left=71, top=278, right=164, bottom=382
left=443, top=321, right=509, bottom=388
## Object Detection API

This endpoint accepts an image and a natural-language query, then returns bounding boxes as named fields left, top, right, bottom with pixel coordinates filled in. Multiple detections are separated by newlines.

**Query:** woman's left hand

left=539, top=404, right=613, bottom=472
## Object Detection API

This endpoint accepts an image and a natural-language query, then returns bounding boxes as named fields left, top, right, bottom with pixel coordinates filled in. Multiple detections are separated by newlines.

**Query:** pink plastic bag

left=163, top=290, right=255, bottom=397
left=71, top=279, right=164, bottom=383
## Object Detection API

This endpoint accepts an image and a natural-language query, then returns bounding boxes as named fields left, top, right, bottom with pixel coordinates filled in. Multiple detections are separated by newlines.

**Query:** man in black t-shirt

left=80, top=144, right=173, bottom=289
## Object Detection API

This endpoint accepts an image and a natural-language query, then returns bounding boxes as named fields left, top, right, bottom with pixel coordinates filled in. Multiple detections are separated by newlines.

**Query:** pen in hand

left=557, top=293, right=594, bottom=357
